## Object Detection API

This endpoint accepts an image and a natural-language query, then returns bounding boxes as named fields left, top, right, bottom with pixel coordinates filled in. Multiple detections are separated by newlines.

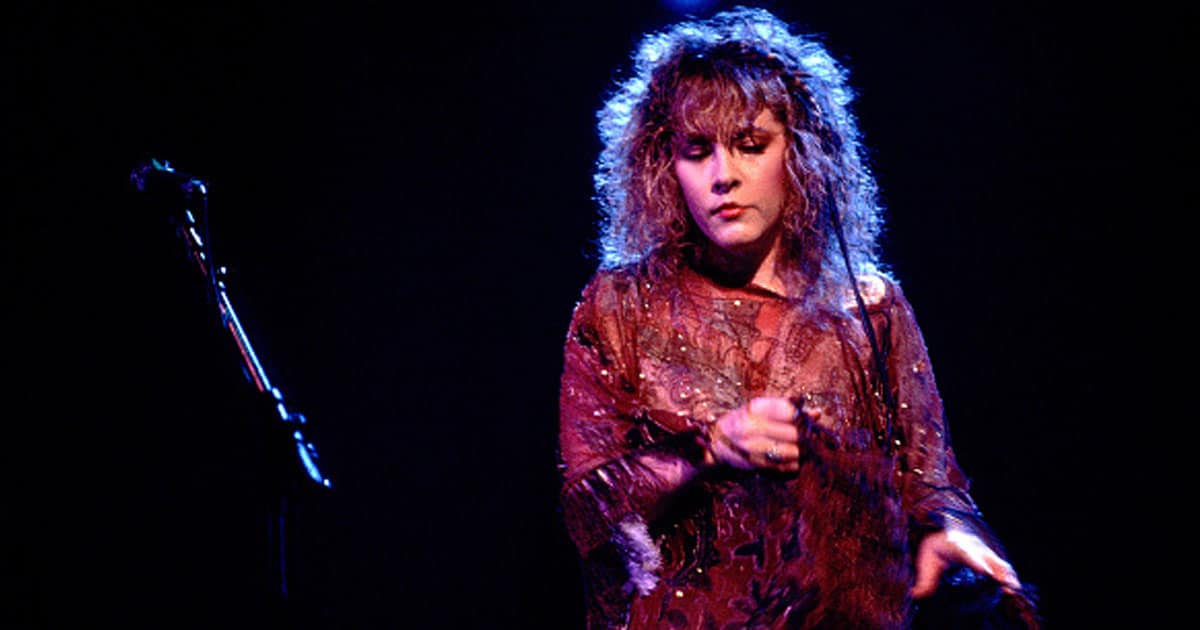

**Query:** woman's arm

left=882, top=280, right=991, bottom=540
left=558, top=273, right=708, bottom=560
left=882, top=281, right=1037, bottom=623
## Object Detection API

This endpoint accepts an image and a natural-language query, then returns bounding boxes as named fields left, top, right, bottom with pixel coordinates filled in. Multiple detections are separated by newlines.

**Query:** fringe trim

left=613, top=516, right=662, bottom=596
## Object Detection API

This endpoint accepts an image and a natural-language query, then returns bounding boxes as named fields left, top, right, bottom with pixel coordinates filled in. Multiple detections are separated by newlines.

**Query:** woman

left=558, top=7, right=1038, bottom=628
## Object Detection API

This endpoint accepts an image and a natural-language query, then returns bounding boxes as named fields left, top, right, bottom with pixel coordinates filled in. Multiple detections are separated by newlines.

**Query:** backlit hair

left=593, top=6, right=889, bottom=303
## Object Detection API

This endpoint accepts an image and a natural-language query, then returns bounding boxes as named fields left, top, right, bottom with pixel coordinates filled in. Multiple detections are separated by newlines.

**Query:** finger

left=730, top=400, right=799, bottom=443
left=710, top=433, right=755, bottom=470
left=715, top=443, right=753, bottom=470
left=910, top=550, right=946, bottom=599
left=750, top=438, right=800, bottom=466
left=747, top=397, right=799, bottom=423
left=761, top=422, right=800, bottom=443
left=985, top=556, right=1021, bottom=591
left=910, top=574, right=939, bottom=599
left=719, top=406, right=755, bottom=441
left=946, top=529, right=1020, bottom=589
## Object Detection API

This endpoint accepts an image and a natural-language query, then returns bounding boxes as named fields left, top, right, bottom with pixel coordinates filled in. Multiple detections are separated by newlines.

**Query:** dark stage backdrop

left=6, top=1, right=1176, bottom=628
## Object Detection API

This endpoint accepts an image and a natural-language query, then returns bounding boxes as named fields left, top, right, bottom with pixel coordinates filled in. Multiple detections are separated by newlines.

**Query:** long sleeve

left=881, top=282, right=1015, bottom=557
left=558, top=271, right=705, bottom=560
left=883, top=282, right=1042, bottom=627
left=559, top=268, right=1038, bottom=628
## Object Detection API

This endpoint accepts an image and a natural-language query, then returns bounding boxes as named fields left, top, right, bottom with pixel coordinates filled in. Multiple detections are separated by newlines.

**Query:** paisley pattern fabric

left=558, top=263, right=1007, bottom=629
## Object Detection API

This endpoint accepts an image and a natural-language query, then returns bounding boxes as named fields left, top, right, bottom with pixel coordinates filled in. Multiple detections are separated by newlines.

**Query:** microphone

left=130, top=158, right=209, bottom=197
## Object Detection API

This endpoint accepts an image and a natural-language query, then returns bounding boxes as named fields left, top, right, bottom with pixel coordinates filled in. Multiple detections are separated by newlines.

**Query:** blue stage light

left=662, top=0, right=718, bottom=14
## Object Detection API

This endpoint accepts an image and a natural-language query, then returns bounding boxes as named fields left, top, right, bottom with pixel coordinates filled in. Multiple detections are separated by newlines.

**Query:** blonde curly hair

left=593, top=6, right=888, bottom=303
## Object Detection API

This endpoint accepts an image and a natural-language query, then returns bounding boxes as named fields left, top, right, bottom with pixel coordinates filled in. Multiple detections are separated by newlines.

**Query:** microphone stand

left=130, top=158, right=331, bottom=616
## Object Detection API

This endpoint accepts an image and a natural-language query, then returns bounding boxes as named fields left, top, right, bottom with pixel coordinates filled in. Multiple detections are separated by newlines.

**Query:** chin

left=714, top=232, right=767, bottom=253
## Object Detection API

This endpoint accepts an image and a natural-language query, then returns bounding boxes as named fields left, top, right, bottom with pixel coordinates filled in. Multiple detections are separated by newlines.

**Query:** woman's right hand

left=705, top=397, right=809, bottom=472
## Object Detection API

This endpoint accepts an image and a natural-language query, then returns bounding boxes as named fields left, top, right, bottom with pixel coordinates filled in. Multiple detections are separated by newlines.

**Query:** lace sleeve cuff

left=560, top=431, right=707, bottom=557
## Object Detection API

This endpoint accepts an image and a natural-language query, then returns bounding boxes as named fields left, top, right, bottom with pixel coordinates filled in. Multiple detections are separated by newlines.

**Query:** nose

left=710, top=147, right=740, bottom=195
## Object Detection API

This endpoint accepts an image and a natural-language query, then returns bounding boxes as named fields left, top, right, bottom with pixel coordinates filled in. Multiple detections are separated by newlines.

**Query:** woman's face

left=673, top=108, right=789, bottom=260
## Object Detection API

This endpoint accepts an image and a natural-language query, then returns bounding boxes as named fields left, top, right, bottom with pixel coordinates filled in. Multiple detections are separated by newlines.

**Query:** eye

left=679, top=141, right=713, bottom=161
left=736, top=133, right=770, bottom=155
left=737, top=141, right=767, bottom=155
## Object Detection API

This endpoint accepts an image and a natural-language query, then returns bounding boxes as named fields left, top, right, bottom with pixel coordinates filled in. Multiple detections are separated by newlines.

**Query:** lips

left=713, top=203, right=746, bottom=219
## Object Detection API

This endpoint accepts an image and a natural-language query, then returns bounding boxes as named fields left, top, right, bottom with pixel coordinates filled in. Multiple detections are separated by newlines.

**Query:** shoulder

left=576, top=263, right=653, bottom=308
left=569, top=264, right=651, bottom=328
left=582, top=264, right=642, bottom=294
left=839, top=271, right=897, bottom=313
left=565, top=265, right=657, bottom=359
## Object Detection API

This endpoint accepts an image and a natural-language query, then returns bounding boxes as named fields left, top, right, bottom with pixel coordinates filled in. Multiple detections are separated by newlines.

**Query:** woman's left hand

left=911, top=526, right=1022, bottom=598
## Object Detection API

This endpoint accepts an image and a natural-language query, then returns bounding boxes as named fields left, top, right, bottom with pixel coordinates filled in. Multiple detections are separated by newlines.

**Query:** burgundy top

left=558, top=264, right=1000, bottom=628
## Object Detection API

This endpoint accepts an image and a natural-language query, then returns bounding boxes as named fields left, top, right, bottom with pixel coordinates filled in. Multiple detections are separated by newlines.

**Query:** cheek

left=673, top=163, right=705, bottom=214
left=766, top=152, right=787, bottom=187
left=762, top=157, right=789, bottom=206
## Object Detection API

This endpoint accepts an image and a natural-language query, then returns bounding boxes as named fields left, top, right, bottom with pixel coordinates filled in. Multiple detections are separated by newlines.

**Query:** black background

left=5, top=1, right=1182, bottom=628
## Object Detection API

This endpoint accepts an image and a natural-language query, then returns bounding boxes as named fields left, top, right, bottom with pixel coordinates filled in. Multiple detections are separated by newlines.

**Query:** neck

left=695, top=231, right=786, bottom=295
